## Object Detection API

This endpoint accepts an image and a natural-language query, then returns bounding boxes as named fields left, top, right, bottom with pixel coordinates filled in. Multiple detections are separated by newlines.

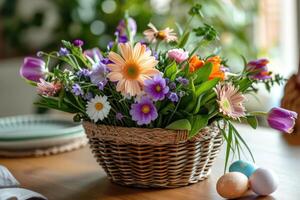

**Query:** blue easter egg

left=229, top=160, right=257, bottom=178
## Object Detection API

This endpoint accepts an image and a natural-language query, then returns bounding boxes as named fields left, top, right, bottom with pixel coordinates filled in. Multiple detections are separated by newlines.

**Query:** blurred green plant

left=0, top=0, right=258, bottom=64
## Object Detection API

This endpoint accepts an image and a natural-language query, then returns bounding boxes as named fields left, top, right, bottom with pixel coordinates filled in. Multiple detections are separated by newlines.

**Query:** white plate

left=0, top=115, right=84, bottom=141
left=0, top=131, right=87, bottom=150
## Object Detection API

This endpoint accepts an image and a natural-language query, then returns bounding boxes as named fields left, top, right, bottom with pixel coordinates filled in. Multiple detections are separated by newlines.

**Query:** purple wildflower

left=116, top=112, right=124, bottom=121
left=73, top=39, right=84, bottom=47
left=144, top=74, right=169, bottom=101
left=72, top=84, right=83, bottom=96
left=107, top=41, right=114, bottom=51
left=76, top=69, right=90, bottom=78
left=118, top=35, right=128, bottom=43
left=20, top=57, right=46, bottom=82
left=267, top=107, right=297, bottom=133
left=115, top=18, right=137, bottom=38
left=169, top=82, right=176, bottom=90
left=247, top=58, right=271, bottom=80
left=130, top=96, right=158, bottom=125
left=84, top=92, right=93, bottom=100
left=97, top=79, right=108, bottom=91
left=89, top=62, right=107, bottom=85
left=168, top=92, right=179, bottom=102
left=176, top=77, right=189, bottom=86
left=58, top=47, right=69, bottom=56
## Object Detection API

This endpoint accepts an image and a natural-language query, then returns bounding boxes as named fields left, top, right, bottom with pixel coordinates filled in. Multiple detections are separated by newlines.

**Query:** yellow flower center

left=157, top=31, right=167, bottom=40
left=95, top=102, right=104, bottom=111
left=155, top=85, right=161, bottom=92
left=123, top=63, right=140, bottom=80
left=141, top=105, right=150, bottom=114
left=221, top=99, right=231, bottom=112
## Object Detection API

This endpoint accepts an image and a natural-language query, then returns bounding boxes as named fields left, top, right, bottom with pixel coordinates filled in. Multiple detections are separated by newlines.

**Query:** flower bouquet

left=21, top=4, right=296, bottom=188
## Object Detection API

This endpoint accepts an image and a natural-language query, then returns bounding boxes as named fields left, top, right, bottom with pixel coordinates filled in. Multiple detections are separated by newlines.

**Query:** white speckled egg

left=249, top=168, right=278, bottom=195
left=216, top=172, right=249, bottom=199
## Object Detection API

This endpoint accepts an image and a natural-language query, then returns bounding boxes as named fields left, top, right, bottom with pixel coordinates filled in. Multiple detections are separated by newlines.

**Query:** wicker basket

left=83, top=121, right=223, bottom=188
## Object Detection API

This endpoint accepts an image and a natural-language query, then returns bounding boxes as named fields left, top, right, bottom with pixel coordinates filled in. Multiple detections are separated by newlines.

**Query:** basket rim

left=82, top=121, right=220, bottom=145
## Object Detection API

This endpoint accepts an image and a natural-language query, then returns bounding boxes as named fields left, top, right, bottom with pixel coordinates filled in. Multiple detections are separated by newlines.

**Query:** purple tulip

left=267, top=107, right=297, bottom=133
left=20, top=57, right=46, bottom=82
left=247, top=58, right=271, bottom=80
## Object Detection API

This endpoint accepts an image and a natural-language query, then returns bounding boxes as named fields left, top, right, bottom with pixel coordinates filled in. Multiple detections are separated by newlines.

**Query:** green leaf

left=159, top=103, right=175, bottom=115
left=193, top=94, right=204, bottom=114
left=166, top=119, right=192, bottom=131
left=238, top=78, right=253, bottom=92
left=229, top=121, right=255, bottom=162
left=194, top=62, right=213, bottom=84
left=224, top=122, right=233, bottom=173
left=189, top=115, right=209, bottom=137
left=246, top=116, right=258, bottom=129
left=177, top=31, right=190, bottom=48
left=195, top=78, right=219, bottom=97
left=164, top=61, right=177, bottom=79
left=58, top=88, right=65, bottom=108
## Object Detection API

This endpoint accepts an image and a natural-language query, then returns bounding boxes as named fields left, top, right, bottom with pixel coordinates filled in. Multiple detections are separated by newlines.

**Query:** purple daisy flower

left=72, top=84, right=83, bottom=96
left=144, top=74, right=169, bottom=101
left=168, top=92, right=179, bottom=102
left=130, top=97, right=158, bottom=125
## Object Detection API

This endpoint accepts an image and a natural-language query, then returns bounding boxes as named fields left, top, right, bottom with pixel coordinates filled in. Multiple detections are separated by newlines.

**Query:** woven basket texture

left=83, top=121, right=223, bottom=188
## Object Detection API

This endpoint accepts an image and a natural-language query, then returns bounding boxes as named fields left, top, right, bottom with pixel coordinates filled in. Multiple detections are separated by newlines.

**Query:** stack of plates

left=0, top=115, right=88, bottom=157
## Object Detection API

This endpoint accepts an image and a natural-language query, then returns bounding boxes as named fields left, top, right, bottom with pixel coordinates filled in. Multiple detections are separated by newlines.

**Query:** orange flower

left=189, top=55, right=205, bottom=72
left=107, top=42, right=159, bottom=96
left=206, top=56, right=225, bottom=80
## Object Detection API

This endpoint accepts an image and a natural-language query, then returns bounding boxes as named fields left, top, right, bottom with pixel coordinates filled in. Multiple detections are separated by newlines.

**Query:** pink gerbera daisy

left=143, top=23, right=178, bottom=43
left=214, top=82, right=246, bottom=119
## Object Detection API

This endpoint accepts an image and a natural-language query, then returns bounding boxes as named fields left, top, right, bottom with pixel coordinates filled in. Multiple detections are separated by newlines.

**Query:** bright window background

left=0, top=0, right=298, bottom=116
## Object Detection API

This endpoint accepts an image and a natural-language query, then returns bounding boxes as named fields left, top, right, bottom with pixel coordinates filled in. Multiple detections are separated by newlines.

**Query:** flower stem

left=249, top=111, right=268, bottom=116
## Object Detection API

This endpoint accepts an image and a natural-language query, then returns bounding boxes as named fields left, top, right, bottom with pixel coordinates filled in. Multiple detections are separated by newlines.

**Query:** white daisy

left=86, top=95, right=111, bottom=122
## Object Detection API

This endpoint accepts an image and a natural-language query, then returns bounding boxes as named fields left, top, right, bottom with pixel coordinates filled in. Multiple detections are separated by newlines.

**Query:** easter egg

left=249, top=168, right=278, bottom=195
left=216, top=172, right=249, bottom=199
left=229, top=160, right=257, bottom=177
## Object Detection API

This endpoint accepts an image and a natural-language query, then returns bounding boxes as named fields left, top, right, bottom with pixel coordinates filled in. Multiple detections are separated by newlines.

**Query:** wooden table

left=1, top=124, right=300, bottom=200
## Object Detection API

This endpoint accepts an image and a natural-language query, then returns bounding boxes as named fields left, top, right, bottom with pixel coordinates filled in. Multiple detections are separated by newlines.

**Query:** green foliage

left=188, top=4, right=203, bottom=17
left=166, top=119, right=192, bottom=131
left=188, top=115, right=209, bottom=137
left=193, top=24, right=218, bottom=41
left=193, top=62, right=212, bottom=84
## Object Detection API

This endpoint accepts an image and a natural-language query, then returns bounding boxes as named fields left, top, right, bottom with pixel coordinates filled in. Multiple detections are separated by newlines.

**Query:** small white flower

left=86, top=95, right=111, bottom=122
